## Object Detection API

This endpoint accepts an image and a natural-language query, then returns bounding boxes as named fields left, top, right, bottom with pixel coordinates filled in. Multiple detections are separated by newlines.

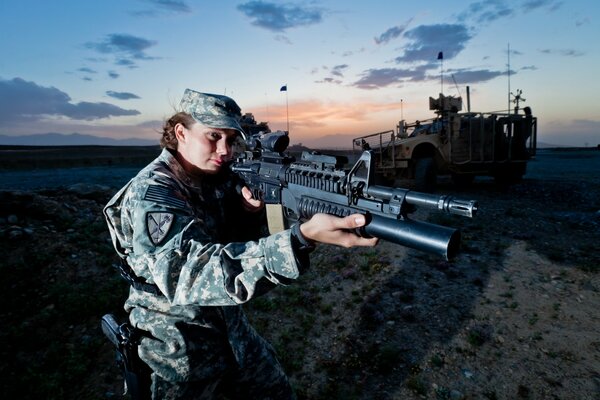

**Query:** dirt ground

left=0, top=148, right=598, bottom=399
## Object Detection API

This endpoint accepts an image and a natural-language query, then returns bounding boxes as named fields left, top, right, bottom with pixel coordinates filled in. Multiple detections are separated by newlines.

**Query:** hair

left=160, top=112, right=196, bottom=150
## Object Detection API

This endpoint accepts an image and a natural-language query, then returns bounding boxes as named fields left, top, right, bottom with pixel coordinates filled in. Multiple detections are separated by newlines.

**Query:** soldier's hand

left=241, top=186, right=264, bottom=212
left=299, top=213, right=378, bottom=248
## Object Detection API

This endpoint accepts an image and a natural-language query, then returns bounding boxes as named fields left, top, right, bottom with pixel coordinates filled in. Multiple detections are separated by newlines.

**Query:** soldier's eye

left=207, top=131, right=221, bottom=141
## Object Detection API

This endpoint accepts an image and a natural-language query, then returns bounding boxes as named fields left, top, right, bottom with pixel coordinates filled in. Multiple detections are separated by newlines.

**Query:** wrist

left=292, top=223, right=316, bottom=251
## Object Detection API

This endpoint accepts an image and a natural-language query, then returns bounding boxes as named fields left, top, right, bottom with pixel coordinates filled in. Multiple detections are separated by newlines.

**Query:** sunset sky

left=1, top=0, right=598, bottom=147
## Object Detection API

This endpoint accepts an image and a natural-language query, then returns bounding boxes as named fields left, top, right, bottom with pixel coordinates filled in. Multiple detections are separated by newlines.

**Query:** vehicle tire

left=451, top=173, right=475, bottom=187
left=414, top=157, right=436, bottom=192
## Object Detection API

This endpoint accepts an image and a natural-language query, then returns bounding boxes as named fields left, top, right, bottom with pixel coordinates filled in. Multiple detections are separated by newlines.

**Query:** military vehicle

left=353, top=90, right=537, bottom=190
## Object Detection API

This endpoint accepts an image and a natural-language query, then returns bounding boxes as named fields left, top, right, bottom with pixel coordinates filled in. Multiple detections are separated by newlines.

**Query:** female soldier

left=104, top=88, right=377, bottom=399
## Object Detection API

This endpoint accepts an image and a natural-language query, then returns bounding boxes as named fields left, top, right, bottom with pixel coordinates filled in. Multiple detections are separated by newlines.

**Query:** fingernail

left=354, top=215, right=365, bottom=225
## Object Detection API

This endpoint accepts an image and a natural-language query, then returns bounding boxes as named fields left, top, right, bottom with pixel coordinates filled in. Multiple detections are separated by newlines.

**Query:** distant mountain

left=295, top=135, right=569, bottom=151
left=292, top=133, right=356, bottom=150
left=537, top=141, right=569, bottom=149
left=0, top=133, right=158, bottom=146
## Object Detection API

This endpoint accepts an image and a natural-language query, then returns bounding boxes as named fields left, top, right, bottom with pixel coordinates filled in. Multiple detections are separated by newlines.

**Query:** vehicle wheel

left=414, top=157, right=436, bottom=192
left=451, top=173, right=475, bottom=187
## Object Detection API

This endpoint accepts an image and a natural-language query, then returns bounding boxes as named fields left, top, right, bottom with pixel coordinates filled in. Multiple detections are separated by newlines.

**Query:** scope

left=257, top=131, right=289, bottom=153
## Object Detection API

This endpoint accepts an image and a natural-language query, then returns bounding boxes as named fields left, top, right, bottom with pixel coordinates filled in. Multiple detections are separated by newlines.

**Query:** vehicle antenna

left=507, top=43, right=511, bottom=113
left=451, top=74, right=462, bottom=99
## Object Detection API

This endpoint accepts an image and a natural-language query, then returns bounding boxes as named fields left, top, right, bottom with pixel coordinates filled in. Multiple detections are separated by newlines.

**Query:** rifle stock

left=231, top=131, right=478, bottom=260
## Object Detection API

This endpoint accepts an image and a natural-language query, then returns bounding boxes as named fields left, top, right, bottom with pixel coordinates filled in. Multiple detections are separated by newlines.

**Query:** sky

left=1, top=0, right=599, bottom=148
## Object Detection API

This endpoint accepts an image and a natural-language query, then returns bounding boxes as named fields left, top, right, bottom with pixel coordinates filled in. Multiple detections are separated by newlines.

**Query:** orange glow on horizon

left=249, top=98, right=409, bottom=141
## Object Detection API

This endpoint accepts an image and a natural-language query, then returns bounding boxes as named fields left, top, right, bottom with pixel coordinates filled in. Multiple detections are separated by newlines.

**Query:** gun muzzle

left=405, top=193, right=478, bottom=218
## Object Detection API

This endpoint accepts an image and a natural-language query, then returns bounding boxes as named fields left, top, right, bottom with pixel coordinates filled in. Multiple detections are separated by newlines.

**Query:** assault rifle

left=231, top=131, right=478, bottom=260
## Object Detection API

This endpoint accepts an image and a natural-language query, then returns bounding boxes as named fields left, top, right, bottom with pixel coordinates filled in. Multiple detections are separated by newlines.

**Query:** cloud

left=131, top=0, right=192, bottom=16
left=395, top=24, right=472, bottom=63
left=353, top=65, right=432, bottom=89
left=539, top=48, right=585, bottom=57
left=457, top=0, right=561, bottom=25
left=237, top=1, right=324, bottom=32
left=522, top=0, right=562, bottom=12
left=78, top=67, right=97, bottom=74
left=457, top=1, right=515, bottom=24
left=106, top=91, right=141, bottom=100
left=315, top=64, right=351, bottom=85
left=331, top=64, right=349, bottom=78
left=353, top=64, right=509, bottom=89
left=85, top=34, right=159, bottom=68
left=108, top=71, right=120, bottom=79
left=447, top=68, right=508, bottom=84
left=374, top=18, right=413, bottom=45
left=274, top=34, right=293, bottom=45
left=315, top=77, right=343, bottom=85
left=0, top=77, right=140, bottom=127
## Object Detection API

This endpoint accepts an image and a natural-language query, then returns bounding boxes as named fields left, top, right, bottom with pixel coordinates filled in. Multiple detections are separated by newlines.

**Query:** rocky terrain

left=0, top=148, right=598, bottom=399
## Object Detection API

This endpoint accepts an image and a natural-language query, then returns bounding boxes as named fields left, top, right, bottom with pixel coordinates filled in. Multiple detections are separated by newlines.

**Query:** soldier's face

left=176, top=122, right=237, bottom=175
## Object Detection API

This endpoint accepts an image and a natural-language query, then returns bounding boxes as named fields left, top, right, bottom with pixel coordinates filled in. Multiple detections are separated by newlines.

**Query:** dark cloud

left=353, top=65, right=432, bottom=90
left=522, top=0, right=562, bottom=12
left=353, top=63, right=508, bottom=89
left=458, top=0, right=561, bottom=25
left=314, top=64, right=349, bottom=85
left=85, top=34, right=158, bottom=68
left=237, top=1, right=323, bottom=32
left=315, top=77, right=343, bottom=85
left=331, top=64, right=349, bottom=78
left=447, top=68, right=508, bottom=84
left=146, top=0, right=191, bottom=13
left=0, top=77, right=140, bottom=126
left=132, top=0, right=192, bottom=16
left=395, top=24, right=472, bottom=63
left=78, top=67, right=97, bottom=74
left=116, top=58, right=138, bottom=68
left=106, top=91, right=141, bottom=100
left=539, top=48, right=585, bottom=57
left=108, top=71, right=120, bottom=79
left=458, top=1, right=515, bottom=24
left=374, top=18, right=413, bottom=45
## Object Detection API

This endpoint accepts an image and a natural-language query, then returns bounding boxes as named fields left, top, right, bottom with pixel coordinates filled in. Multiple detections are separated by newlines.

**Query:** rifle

left=231, top=131, right=478, bottom=260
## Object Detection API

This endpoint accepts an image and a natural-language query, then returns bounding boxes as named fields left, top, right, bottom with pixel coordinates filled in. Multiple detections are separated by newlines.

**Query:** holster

left=101, top=314, right=152, bottom=400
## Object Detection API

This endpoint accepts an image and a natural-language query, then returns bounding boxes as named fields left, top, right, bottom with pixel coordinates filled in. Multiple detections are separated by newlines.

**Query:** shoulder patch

left=147, top=212, right=175, bottom=245
left=144, top=185, right=186, bottom=209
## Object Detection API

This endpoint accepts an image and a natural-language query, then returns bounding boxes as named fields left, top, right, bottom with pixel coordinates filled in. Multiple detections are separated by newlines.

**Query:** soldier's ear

left=174, top=123, right=186, bottom=143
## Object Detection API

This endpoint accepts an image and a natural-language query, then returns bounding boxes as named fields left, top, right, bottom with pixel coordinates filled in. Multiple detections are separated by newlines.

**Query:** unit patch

left=147, top=212, right=174, bottom=245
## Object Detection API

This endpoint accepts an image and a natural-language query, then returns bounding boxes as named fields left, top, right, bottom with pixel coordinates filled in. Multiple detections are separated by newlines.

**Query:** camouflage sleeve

left=124, top=182, right=303, bottom=307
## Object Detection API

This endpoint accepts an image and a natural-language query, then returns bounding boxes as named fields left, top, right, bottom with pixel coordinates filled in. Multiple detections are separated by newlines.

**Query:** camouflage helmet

left=179, top=89, right=246, bottom=138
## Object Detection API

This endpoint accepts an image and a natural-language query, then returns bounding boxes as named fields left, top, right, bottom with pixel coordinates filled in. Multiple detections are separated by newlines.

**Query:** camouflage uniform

left=104, top=90, right=311, bottom=399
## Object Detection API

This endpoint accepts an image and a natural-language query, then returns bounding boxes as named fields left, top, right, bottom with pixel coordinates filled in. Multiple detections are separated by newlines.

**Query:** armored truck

left=353, top=91, right=537, bottom=191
